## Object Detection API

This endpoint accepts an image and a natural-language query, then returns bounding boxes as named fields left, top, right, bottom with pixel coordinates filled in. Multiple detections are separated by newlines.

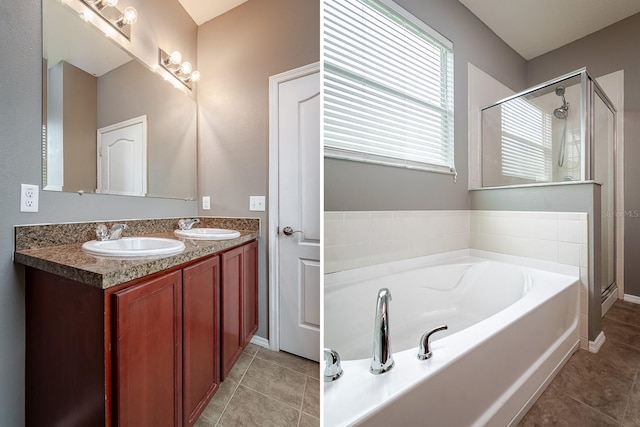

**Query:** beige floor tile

left=199, top=377, right=239, bottom=424
left=243, top=342, right=260, bottom=356
left=255, top=347, right=311, bottom=374
left=241, top=357, right=307, bottom=407
left=306, top=361, right=320, bottom=380
left=298, top=413, right=320, bottom=427
left=302, top=378, right=319, bottom=418
left=218, top=385, right=299, bottom=427
left=227, top=352, right=254, bottom=383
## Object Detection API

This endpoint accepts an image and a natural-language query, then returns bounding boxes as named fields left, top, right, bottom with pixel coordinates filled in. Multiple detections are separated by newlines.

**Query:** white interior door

left=272, top=65, right=320, bottom=362
left=97, top=115, right=147, bottom=196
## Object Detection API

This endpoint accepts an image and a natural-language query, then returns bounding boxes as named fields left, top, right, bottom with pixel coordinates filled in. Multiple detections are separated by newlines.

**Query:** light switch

left=249, top=196, right=265, bottom=211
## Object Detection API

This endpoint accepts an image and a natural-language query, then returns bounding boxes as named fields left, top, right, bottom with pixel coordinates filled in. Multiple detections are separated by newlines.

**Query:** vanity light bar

left=158, top=48, right=200, bottom=91
left=79, top=0, right=137, bottom=39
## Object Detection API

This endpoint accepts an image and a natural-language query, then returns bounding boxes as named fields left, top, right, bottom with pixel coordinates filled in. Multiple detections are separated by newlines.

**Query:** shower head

left=554, top=86, right=569, bottom=119
left=554, top=106, right=568, bottom=119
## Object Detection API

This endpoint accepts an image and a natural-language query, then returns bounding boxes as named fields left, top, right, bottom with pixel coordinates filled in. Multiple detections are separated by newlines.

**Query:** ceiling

left=178, top=0, right=248, bottom=26
left=458, top=0, right=640, bottom=60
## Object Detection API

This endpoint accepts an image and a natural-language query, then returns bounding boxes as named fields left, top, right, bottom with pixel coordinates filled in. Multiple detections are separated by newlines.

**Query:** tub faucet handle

left=418, top=325, right=448, bottom=360
left=324, top=348, right=343, bottom=382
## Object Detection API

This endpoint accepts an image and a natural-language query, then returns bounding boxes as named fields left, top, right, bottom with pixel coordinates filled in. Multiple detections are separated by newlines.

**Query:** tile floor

left=195, top=343, right=320, bottom=427
left=519, top=300, right=640, bottom=426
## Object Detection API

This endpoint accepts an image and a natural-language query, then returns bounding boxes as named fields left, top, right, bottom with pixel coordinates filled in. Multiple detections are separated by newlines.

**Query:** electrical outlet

left=20, top=184, right=39, bottom=213
left=249, top=196, right=266, bottom=211
left=202, top=196, right=211, bottom=210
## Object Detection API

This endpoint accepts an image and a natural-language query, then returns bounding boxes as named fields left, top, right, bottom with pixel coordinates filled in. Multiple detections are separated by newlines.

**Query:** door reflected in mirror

left=42, top=0, right=197, bottom=199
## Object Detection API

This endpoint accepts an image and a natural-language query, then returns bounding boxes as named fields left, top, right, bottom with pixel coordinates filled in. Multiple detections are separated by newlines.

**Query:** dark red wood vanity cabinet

left=242, top=240, right=259, bottom=346
left=25, top=240, right=255, bottom=427
left=220, top=240, right=258, bottom=380
left=182, top=256, right=221, bottom=427
left=113, top=270, right=183, bottom=427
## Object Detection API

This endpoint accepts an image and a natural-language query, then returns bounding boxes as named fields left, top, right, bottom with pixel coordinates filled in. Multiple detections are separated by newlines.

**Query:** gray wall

left=527, top=12, right=640, bottom=297
left=197, top=0, right=320, bottom=339
left=324, top=0, right=528, bottom=211
left=0, top=1, right=197, bottom=426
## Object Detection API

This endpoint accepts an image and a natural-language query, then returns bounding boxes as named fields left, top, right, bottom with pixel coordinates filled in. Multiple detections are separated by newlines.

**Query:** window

left=323, top=0, right=455, bottom=174
left=500, top=98, right=552, bottom=181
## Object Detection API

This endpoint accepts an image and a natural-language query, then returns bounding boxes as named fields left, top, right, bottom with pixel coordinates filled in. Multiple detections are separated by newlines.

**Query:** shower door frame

left=589, top=76, right=618, bottom=297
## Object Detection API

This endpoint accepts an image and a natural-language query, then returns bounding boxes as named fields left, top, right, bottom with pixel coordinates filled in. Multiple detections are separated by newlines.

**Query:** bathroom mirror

left=42, top=0, right=197, bottom=200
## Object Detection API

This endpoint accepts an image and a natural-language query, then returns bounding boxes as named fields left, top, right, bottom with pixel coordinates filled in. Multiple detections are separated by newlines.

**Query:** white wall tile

left=558, top=242, right=581, bottom=266
left=558, top=220, right=581, bottom=243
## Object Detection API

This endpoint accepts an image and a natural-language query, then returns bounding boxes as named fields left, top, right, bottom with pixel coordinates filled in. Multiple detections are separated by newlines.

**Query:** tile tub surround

left=14, top=217, right=259, bottom=289
left=470, top=210, right=590, bottom=349
left=325, top=210, right=590, bottom=348
left=324, top=210, right=470, bottom=274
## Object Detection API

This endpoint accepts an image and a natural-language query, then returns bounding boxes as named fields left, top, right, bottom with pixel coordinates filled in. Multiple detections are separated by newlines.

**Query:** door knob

left=282, top=226, right=302, bottom=236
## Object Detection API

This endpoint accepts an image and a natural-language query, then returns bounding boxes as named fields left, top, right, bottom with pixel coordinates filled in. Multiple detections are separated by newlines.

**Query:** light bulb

left=180, top=61, right=192, bottom=75
left=122, top=6, right=138, bottom=25
left=190, top=71, right=201, bottom=82
left=169, top=51, right=182, bottom=65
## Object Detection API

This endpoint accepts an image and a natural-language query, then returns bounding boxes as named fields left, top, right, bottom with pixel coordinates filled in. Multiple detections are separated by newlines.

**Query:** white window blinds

left=323, top=0, right=455, bottom=174
left=500, top=98, right=552, bottom=181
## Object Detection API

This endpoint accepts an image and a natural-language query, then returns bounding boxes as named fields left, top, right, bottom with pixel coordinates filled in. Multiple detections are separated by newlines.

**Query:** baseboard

left=250, top=335, right=270, bottom=349
left=624, top=294, right=640, bottom=305
left=589, top=331, right=606, bottom=353
left=602, top=290, right=617, bottom=316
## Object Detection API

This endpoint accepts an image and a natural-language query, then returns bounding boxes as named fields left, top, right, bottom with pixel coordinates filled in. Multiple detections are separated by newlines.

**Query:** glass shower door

left=593, top=90, right=616, bottom=295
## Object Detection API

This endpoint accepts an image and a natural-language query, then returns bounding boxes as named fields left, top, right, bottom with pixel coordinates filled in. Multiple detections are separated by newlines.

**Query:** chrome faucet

left=324, top=348, right=343, bottom=382
left=178, top=218, right=200, bottom=230
left=370, top=288, right=394, bottom=375
left=95, top=223, right=128, bottom=241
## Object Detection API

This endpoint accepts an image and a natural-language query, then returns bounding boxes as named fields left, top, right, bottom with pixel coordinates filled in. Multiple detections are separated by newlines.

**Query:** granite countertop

left=14, top=217, right=259, bottom=289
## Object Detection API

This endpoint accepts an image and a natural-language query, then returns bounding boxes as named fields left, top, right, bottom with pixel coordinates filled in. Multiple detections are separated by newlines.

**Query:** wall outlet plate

left=20, top=184, right=39, bottom=213
left=202, top=196, right=211, bottom=210
left=249, top=196, right=266, bottom=211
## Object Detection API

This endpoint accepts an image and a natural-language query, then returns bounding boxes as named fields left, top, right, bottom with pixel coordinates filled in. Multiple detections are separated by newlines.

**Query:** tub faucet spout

left=370, top=287, right=394, bottom=375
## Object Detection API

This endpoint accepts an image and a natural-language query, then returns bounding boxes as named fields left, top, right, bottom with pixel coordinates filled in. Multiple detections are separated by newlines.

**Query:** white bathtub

left=324, top=249, right=580, bottom=426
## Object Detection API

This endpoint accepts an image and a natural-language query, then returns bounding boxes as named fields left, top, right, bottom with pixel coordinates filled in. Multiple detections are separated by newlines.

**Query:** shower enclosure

left=481, top=68, right=617, bottom=297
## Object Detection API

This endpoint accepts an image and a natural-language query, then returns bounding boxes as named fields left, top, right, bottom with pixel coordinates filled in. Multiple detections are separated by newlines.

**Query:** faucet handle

left=178, top=218, right=200, bottom=230
left=95, top=224, right=109, bottom=241
left=324, top=348, right=343, bottom=382
left=418, top=325, right=448, bottom=360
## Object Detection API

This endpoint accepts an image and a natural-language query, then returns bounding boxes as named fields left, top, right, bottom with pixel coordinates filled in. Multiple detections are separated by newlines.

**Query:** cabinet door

left=220, top=245, right=244, bottom=380
left=183, top=257, right=220, bottom=427
left=242, top=240, right=258, bottom=345
left=113, top=271, right=182, bottom=427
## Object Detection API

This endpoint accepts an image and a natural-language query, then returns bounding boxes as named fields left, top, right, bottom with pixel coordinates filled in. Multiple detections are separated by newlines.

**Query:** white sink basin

left=174, top=228, right=241, bottom=240
left=82, top=237, right=186, bottom=257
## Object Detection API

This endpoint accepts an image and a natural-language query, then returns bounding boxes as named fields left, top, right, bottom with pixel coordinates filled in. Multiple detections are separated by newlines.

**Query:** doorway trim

left=267, top=61, right=320, bottom=352
left=96, top=114, right=148, bottom=196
